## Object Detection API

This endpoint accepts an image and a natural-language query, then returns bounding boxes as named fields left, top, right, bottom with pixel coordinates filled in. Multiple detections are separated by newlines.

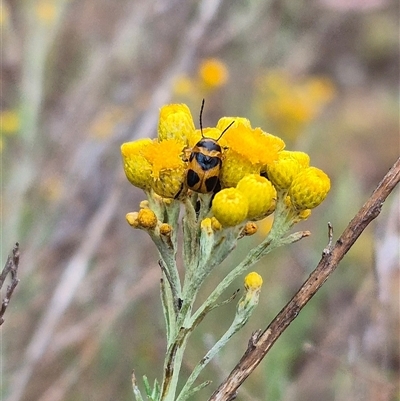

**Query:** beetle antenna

left=199, top=98, right=205, bottom=137
left=216, top=120, right=235, bottom=141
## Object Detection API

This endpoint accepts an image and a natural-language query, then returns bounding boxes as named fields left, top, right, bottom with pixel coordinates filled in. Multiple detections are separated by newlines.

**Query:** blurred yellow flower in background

left=35, top=0, right=58, bottom=24
left=39, top=175, right=64, bottom=202
left=173, top=58, right=230, bottom=102
left=173, top=75, right=195, bottom=96
left=1, top=110, right=20, bottom=134
left=89, top=106, right=127, bottom=139
left=255, top=70, right=336, bottom=141
left=1, top=109, right=20, bottom=152
left=198, top=58, right=229, bottom=89
left=0, top=2, right=10, bottom=26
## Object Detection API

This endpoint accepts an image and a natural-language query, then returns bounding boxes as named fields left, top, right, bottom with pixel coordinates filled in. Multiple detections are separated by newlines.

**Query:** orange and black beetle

left=185, top=101, right=234, bottom=194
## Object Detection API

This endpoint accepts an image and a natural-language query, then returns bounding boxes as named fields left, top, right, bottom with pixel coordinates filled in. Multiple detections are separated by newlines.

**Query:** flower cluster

left=121, top=103, right=330, bottom=230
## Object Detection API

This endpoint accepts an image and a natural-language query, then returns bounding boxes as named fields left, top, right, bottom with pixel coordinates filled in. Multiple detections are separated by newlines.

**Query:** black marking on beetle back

left=187, top=169, right=201, bottom=187
left=195, top=152, right=221, bottom=170
left=205, top=176, right=219, bottom=192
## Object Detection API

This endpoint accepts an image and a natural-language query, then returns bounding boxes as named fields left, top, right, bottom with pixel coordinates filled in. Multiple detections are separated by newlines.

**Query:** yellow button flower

left=211, top=188, right=249, bottom=227
left=121, top=139, right=153, bottom=190
left=142, top=139, right=186, bottom=198
left=288, top=167, right=331, bottom=210
left=267, top=150, right=307, bottom=190
left=252, top=128, right=286, bottom=166
left=219, top=151, right=260, bottom=189
left=221, top=125, right=284, bottom=166
left=218, top=124, right=285, bottom=188
left=158, top=104, right=195, bottom=143
left=236, top=174, right=276, bottom=220
left=122, top=138, right=186, bottom=198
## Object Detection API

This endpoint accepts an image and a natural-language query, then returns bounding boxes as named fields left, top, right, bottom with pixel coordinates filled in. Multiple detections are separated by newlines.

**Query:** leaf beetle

left=185, top=100, right=234, bottom=194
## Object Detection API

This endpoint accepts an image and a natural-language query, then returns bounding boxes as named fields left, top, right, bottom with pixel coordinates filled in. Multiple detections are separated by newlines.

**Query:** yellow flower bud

left=238, top=271, right=263, bottom=315
left=298, top=209, right=312, bottom=219
left=158, top=104, right=195, bottom=143
left=200, top=218, right=213, bottom=235
left=137, top=208, right=158, bottom=229
left=244, top=272, right=263, bottom=291
left=139, top=200, right=150, bottom=209
left=267, top=151, right=306, bottom=190
left=121, top=139, right=153, bottom=190
left=211, top=188, right=249, bottom=227
left=200, top=217, right=222, bottom=234
left=288, top=167, right=331, bottom=210
left=160, top=223, right=172, bottom=236
left=236, top=174, right=277, bottom=220
left=126, top=212, right=139, bottom=227
left=241, top=222, right=258, bottom=236
left=210, top=217, right=222, bottom=231
left=294, top=209, right=312, bottom=223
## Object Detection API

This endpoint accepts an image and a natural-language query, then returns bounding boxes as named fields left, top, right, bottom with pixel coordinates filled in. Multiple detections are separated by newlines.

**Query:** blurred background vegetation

left=1, top=0, right=399, bottom=400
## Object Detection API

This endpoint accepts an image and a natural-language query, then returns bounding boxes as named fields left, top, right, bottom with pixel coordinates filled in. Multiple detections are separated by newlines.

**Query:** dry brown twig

left=209, top=157, right=400, bottom=401
left=0, top=242, right=21, bottom=326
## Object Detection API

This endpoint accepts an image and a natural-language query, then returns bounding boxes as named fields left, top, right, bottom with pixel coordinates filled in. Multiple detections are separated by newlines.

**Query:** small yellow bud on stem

left=126, top=212, right=139, bottom=227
